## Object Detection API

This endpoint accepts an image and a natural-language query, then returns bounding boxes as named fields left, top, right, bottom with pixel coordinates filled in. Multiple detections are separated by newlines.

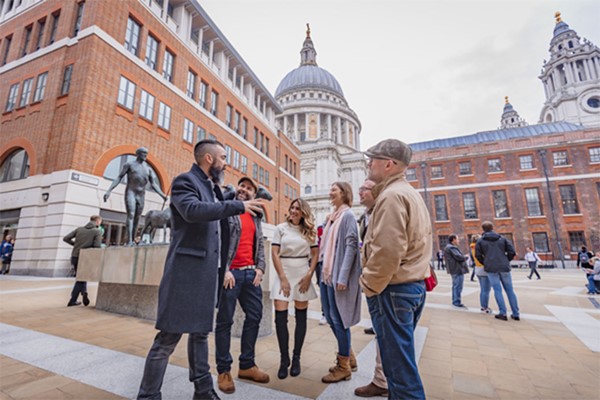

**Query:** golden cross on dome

left=555, top=11, right=562, bottom=24
left=306, top=23, right=311, bottom=38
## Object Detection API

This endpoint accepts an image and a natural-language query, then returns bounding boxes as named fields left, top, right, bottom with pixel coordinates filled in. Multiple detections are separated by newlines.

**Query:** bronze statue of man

left=103, top=147, right=167, bottom=245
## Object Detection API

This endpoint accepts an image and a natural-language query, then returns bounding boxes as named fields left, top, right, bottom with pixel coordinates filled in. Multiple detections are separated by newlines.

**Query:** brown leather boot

left=217, top=371, right=235, bottom=394
left=238, top=365, right=270, bottom=383
left=322, top=354, right=351, bottom=383
left=354, top=382, right=389, bottom=397
left=329, top=349, right=358, bottom=372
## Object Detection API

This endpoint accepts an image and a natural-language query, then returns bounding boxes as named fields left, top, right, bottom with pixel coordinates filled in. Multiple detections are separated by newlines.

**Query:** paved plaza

left=0, top=269, right=599, bottom=399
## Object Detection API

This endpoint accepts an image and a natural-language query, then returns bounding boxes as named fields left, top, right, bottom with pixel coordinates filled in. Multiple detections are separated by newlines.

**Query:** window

left=0, top=149, right=30, bottom=182
left=225, top=145, right=232, bottom=164
left=197, top=126, right=206, bottom=141
left=241, top=156, right=248, bottom=173
left=305, top=185, right=312, bottom=194
left=488, top=158, right=502, bottom=173
left=519, top=155, right=534, bottom=170
left=552, top=150, right=569, bottom=166
left=242, top=117, right=248, bottom=139
left=35, top=19, right=45, bottom=51
left=139, top=90, right=155, bottom=120
left=462, top=192, right=478, bottom=219
left=405, top=168, right=416, bottom=181
left=162, top=49, right=174, bottom=82
left=234, top=111, right=240, bottom=133
left=589, top=147, right=600, bottom=163
left=265, top=171, right=270, bottom=186
left=22, top=25, right=32, bottom=57
left=5, top=83, right=19, bottom=112
left=459, top=161, right=472, bottom=175
left=72, top=1, right=84, bottom=37
left=431, top=165, right=443, bottom=179
left=253, top=127, right=259, bottom=147
left=210, top=90, right=218, bottom=115
left=252, top=163, right=258, bottom=180
left=259, top=167, right=264, bottom=184
left=434, top=194, right=448, bottom=221
left=186, top=70, right=196, bottom=99
left=492, top=190, right=510, bottom=218
left=125, top=17, right=141, bottom=55
left=438, top=235, right=449, bottom=250
left=2, top=35, right=11, bottom=66
left=568, top=231, right=586, bottom=252
left=145, top=34, right=159, bottom=70
left=60, top=64, right=73, bottom=95
left=183, top=118, right=194, bottom=143
left=559, top=184, right=579, bottom=214
left=225, top=104, right=232, bottom=127
left=525, top=188, right=543, bottom=216
left=19, top=78, right=33, bottom=107
left=48, top=12, right=60, bottom=45
left=259, top=132, right=264, bottom=152
left=158, top=102, right=171, bottom=130
left=33, top=72, right=48, bottom=102
left=198, top=81, right=208, bottom=108
left=532, top=232, right=549, bottom=252
left=117, top=76, right=135, bottom=110
left=233, top=151, right=240, bottom=169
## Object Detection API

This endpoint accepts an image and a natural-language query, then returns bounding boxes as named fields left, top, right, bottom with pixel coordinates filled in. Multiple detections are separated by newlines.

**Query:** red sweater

left=230, top=213, right=256, bottom=269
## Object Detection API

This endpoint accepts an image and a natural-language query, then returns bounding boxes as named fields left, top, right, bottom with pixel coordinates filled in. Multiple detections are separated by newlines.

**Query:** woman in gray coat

left=318, top=181, right=362, bottom=383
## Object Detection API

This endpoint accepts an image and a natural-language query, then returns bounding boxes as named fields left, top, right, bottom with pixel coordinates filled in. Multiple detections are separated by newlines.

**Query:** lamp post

left=538, top=149, right=566, bottom=269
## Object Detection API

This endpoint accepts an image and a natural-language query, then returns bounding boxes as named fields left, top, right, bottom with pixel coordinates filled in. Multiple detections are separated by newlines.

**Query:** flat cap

left=364, top=139, right=413, bottom=165
left=238, top=176, right=258, bottom=192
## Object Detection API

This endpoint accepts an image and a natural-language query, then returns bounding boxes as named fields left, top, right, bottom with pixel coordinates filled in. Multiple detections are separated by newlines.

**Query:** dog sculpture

left=141, top=208, right=172, bottom=243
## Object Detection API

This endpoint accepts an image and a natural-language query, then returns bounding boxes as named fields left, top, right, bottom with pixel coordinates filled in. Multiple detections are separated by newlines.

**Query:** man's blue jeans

left=367, top=281, right=426, bottom=400
left=320, top=282, right=351, bottom=356
left=451, top=273, right=464, bottom=306
left=215, top=269, right=263, bottom=373
left=487, top=271, right=520, bottom=317
left=587, top=274, right=598, bottom=294
left=476, top=275, right=491, bottom=310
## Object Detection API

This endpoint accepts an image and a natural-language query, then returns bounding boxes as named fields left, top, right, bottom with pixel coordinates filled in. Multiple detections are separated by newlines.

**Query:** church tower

left=499, top=96, right=528, bottom=129
left=275, top=25, right=366, bottom=225
left=538, top=12, right=600, bottom=127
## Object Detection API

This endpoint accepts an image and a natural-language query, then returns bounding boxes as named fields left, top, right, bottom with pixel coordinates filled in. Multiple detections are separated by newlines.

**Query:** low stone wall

left=78, top=243, right=274, bottom=337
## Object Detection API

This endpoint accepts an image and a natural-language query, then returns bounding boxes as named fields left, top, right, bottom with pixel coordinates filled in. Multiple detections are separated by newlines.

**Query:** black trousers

left=69, top=256, right=87, bottom=304
left=137, top=331, right=212, bottom=399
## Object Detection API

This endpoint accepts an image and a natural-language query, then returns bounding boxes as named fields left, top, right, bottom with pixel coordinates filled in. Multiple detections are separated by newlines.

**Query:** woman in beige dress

left=271, top=198, right=318, bottom=379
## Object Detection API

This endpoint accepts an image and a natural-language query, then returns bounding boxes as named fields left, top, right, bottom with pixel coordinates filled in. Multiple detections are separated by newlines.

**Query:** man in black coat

left=475, top=221, right=520, bottom=321
left=444, top=235, right=469, bottom=309
left=137, top=140, right=264, bottom=400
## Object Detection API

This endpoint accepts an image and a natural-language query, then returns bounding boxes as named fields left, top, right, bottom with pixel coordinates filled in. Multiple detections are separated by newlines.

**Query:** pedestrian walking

left=524, top=247, right=542, bottom=280
left=444, top=235, right=469, bottom=309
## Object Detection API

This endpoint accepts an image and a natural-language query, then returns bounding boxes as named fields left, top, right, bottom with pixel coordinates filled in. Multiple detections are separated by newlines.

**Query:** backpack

left=579, top=252, right=590, bottom=264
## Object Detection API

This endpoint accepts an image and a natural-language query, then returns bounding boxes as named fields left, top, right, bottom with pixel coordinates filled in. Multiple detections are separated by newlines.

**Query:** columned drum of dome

left=275, top=25, right=366, bottom=225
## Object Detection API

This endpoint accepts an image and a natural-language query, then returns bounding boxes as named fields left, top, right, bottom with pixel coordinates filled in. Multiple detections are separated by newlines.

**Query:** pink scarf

left=319, top=204, right=349, bottom=285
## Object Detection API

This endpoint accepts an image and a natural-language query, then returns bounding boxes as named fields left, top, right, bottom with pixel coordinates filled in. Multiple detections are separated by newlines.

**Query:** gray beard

left=209, top=165, right=224, bottom=184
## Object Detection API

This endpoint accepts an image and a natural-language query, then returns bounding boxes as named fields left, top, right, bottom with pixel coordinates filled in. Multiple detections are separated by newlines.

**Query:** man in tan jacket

left=360, top=139, right=431, bottom=400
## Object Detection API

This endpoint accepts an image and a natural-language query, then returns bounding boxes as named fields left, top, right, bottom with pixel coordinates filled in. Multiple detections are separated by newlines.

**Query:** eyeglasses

left=367, top=156, right=398, bottom=165
left=358, top=187, right=372, bottom=192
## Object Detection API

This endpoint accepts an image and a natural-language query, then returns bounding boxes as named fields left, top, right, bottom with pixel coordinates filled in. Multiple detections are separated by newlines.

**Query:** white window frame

left=5, top=83, right=20, bottom=112
left=19, top=78, right=33, bottom=107
left=117, top=76, right=136, bottom=110
left=145, top=34, right=159, bottom=70
left=33, top=72, right=48, bottom=102
left=125, top=17, right=141, bottom=55
left=139, top=89, right=155, bottom=121
left=163, top=49, right=174, bottom=82
left=183, top=118, right=194, bottom=143
left=158, top=102, right=171, bottom=130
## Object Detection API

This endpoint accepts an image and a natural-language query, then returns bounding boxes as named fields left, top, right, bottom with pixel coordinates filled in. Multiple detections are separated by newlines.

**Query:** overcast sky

left=200, top=0, right=600, bottom=150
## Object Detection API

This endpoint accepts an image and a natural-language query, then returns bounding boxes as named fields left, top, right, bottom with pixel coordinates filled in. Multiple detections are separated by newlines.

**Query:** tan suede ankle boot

left=322, top=354, right=352, bottom=383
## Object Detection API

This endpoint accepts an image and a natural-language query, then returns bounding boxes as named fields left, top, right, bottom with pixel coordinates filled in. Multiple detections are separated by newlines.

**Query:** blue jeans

left=587, top=274, right=598, bottom=294
left=487, top=272, right=519, bottom=317
left=367, top=281, right=426, bottom=400
left=476, top=275, right=491, bottom=309
left=451, top=273, right=464, bottom=306
left=320, top=282, right=351, bottom=356
left=215, top=269, right=263, bottom=373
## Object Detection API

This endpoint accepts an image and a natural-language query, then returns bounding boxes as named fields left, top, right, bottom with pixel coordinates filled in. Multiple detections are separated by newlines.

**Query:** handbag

left=425, top=263, right=438, bottom=292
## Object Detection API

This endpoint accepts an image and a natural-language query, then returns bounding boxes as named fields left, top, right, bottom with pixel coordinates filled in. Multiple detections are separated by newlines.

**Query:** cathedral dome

left=275, top=65, right=344, bottom=98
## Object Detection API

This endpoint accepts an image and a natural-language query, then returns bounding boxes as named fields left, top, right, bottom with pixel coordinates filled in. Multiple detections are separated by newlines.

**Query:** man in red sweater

left=215, top=177, right=269, bottom=394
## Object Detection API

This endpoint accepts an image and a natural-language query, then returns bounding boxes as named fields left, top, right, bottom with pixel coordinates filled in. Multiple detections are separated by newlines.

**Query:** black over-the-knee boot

left=275, top=309, right=290, bottom=379
left=291, top=307, right=307, bottom=377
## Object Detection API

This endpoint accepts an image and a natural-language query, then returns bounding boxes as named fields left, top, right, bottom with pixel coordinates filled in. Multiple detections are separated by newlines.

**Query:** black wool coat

left=155, top=164, right=245, bottom=333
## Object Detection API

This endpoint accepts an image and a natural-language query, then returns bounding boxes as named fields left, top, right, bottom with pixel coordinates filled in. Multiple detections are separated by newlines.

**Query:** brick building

left=0, top=0, right=300, bottom=275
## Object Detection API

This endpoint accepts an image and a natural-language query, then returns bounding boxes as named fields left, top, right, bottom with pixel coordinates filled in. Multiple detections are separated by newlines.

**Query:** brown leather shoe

left=238, top=366, right=270, bottom=383
left=354, top=382, right=389, bottom=397
left=217, top=371, right=235, bottom=394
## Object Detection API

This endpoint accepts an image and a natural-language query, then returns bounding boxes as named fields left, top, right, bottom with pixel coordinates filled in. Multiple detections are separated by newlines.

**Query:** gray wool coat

left=155, top=164, right=245, bottom=334
left=325, top=210, right=362, bottom=329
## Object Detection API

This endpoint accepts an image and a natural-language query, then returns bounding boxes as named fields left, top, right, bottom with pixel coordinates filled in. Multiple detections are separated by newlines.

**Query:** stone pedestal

left=78, top=244, right=274, bottom=337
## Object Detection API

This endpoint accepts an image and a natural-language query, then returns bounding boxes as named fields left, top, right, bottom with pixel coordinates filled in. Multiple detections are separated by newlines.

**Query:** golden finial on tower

left=505, top=96, right=509, bottom=104
left=555, top=11, right=562, bottom=24
left=306, top=23, right=311, bottom=38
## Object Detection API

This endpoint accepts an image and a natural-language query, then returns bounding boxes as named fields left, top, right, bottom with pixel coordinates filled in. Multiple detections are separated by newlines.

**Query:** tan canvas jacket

left=360, top=173, right=432, bottom=297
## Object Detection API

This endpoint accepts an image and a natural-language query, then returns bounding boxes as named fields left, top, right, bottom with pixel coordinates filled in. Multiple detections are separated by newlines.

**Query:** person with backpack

left=1, top=235, right=13, bottom=275
left=524, top=247, right=543, bottom=280
left=577, top=246, right=593, bottom=271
